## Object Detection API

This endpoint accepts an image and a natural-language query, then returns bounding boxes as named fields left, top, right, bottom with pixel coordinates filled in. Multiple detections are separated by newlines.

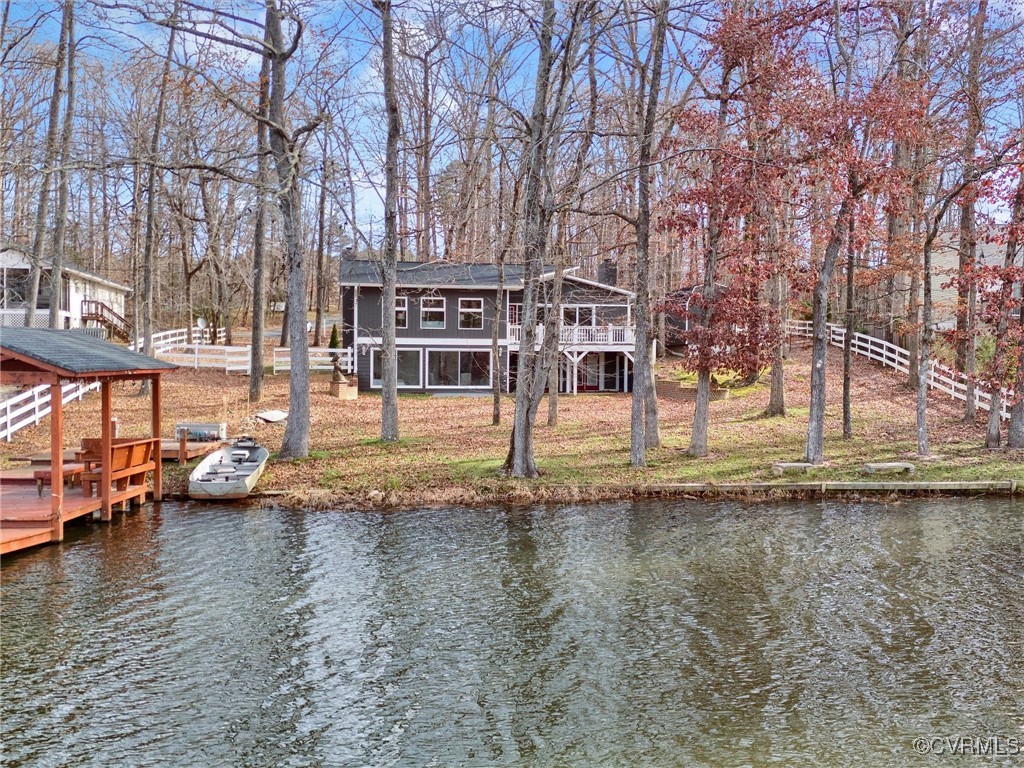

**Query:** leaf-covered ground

left=2, top=340, right=1021, bottom=509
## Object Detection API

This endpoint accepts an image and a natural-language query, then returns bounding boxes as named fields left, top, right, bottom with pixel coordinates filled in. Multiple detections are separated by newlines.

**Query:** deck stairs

left=81, top=300, right=132, bottom=342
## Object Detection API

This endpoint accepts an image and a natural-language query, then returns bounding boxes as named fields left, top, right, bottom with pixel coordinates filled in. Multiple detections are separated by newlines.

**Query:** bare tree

left=630, top=0, right=668, bottom=466
left=24, top=0, right=70, bottom=326
left=377, top=0, right=401, bottom=442
left=48, top=0, right=76, bottom=330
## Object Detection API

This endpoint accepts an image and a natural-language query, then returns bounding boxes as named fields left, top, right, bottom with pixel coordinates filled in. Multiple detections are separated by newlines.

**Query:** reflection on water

left=2, top=499, right=1022, bottom=767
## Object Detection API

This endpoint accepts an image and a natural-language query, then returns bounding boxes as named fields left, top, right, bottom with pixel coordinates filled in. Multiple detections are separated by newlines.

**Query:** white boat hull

left=188, top=440, right=269, bottom=500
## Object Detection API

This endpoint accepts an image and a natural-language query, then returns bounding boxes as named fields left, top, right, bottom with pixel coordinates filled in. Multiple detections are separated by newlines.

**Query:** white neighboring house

left=0, top=245, right=132, bottom=338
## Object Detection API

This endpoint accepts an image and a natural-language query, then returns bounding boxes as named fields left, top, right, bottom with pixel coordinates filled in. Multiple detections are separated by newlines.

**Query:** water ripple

left=2, top=498, right=1022, bottom=767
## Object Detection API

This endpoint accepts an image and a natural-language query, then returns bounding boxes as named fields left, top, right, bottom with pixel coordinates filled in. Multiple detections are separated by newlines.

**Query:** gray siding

left=356, top=286, right=499, bottom=341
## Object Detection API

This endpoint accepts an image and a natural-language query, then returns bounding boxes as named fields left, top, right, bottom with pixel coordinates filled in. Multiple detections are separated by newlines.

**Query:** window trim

left=458, top=298, right=485, bottom=330
left=425, top=348, right=492, bottom=389
left=507, top=302, right=523, bottom=326
left=369, top=347, right=422, bottom=389
left=562, top=304, right=597, bottom=327
left=420, top=297, right=446, bottom=329
left=393, top=296, right=408, bottom=330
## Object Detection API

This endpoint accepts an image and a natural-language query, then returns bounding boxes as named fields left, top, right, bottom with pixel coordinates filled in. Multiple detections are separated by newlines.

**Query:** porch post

left=101, top=380, right=112, bottom=521
left=49, top=381, right=64, bottom=542
left=151, top=375, right=162, bottom=501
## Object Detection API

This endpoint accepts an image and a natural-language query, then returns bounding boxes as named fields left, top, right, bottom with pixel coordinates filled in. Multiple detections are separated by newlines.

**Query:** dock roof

left=0, top=328, right=176, bottom=383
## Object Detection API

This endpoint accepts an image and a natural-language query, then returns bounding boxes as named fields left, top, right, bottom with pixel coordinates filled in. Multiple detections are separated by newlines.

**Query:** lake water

left=2, top=499, right=1022, bottom=767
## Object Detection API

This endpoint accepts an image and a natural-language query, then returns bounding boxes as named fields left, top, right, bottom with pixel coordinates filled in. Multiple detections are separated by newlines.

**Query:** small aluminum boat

left=188, top=437, right=269, bottom=500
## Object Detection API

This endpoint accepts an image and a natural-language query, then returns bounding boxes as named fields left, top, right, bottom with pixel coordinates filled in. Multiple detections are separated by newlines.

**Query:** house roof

left=338, top=259, right=631, bottom=297
left=0, top=245, right=132, bottom=294
left=0, top=328, right=176, bottom=382
left=339, top=260, right=543, bottom=289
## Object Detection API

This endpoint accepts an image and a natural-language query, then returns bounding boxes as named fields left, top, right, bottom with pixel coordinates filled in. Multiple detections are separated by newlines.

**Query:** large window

left=459, top=298, right=484, bottom=329
left=394, top=297, right=408, bottom=329
left=371, top=349, right=422, bottom=388
left=421, top=297, right=445, bottom=329
left=427, top=350, right=490, bottom=387
left=562, top=305, right=595, bottom=326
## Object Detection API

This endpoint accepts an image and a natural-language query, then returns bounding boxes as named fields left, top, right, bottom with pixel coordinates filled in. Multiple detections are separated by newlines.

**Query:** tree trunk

left=503, top=0, right=557, bottom=478
left=842, top=212, right=855, bottom=439
left=491, top=265, right=504, bottom=426
left=805, top=197, right=852, bottom=464
left=688, top=60, right=734, bottom=458
left=141, top=2, right=179, bottom=373
left=49, top=0, right=75, bottom=330
left=917, top=235, right=935, bottom=456
left=248, top=27, right=271, bottom=403
left=24, top=1, right=69, bottom=327
left=313, top=137, right=328, bottom=347
left=268, top=0, right=310, bottom=459
left=986, top=171, right=1023, bottom=448
left=630, top=0, right=668, bottom=465
left=765, top=272, right=786, bottom=416
left=956, top=0, right=987, bottom=421
left=377, top=0, right=400, bottom=442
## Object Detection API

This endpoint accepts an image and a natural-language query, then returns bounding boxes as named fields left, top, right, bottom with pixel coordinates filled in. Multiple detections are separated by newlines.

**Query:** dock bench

left=81, top=438, right=157, bottom=509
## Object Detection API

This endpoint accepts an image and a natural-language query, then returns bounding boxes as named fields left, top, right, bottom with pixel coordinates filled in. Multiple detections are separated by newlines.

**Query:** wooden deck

left=8, top=450, right=80, bottom=465
left=160, top=439, right=219, bottom=462
left=0, top=484, right=103, bottom=556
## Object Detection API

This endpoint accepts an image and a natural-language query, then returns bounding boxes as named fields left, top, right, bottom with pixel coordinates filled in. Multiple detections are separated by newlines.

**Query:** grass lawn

left=2, top=340, right=1021, bottom=508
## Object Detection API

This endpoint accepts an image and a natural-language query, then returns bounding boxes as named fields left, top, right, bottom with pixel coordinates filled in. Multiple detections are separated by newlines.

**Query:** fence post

left=4, top=397, right=11, bottom=442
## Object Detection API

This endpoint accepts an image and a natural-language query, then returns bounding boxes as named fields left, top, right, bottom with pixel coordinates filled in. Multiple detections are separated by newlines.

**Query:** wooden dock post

left=49, top=382, right=64, bottom=542
left=151, top=376, right=163, bottom=501
left=100, top=381, right=112, bottom=521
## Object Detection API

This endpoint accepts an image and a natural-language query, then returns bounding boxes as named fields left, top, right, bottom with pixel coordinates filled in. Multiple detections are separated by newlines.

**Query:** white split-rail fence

left=0, top=326, right=354, bottom=441
left=786, top=320, right=1013, bottom=421
left=0, top=380, right=101, bottom=442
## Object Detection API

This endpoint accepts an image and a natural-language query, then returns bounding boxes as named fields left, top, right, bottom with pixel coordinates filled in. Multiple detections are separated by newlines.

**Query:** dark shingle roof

left=0, top=328, right=176, bottom=376
left=0, top=244, right=131, bottom=292
left=339, top=260, right=546, bottom=289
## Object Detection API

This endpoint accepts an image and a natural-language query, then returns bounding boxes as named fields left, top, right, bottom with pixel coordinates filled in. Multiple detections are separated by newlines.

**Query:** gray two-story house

left=338, top=260, right=638, bottom=394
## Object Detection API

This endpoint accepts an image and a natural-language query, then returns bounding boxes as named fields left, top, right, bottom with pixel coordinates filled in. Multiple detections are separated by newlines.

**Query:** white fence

left=157, top=344, right=252, bottom=373
left=0, top=380, right=101, bottom=442
left=273, top=346, right=353, bottom=374
left=130, top=326, right=225, bottom=353
left=787, top=320, right=1012, bottom=421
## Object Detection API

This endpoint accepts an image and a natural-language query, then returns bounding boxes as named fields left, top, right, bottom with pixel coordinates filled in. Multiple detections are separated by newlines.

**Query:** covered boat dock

left=0, top=329, right=176, bottom=556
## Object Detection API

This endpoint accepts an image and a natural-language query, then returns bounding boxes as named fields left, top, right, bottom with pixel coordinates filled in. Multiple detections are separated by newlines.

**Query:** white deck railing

left=273, top=346, right=353, bottom=374
left=0, top=381, right=101, bottom=442
left=787, top=320, right=1013, bottom=421
left=508, top=324, right=635, bottom=347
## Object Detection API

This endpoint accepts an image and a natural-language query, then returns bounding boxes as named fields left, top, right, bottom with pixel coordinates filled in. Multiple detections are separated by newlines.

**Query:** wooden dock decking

left=160, top=439, right=220, bottom=463
left=0, top=484, right=103, bottom=555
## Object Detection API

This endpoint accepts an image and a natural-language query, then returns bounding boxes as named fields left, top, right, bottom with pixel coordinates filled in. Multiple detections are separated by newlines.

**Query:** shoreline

left=160, top=478, right=1021, bottom=511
